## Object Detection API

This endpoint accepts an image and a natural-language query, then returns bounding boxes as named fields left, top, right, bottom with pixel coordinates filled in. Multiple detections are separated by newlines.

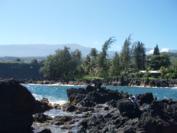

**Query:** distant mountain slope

left=0, top=44, right=176, bottom=58
left=0, top=44, right=92, bottom=57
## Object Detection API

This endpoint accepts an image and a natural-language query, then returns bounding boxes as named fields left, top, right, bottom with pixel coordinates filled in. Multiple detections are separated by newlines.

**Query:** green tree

left=71, top=49, right=82, bottom=78
left=160, top=66, right=168, bottom=79
left=120, top=36, right=131, bottom=71
left=90, top=48, right=98, bottom=58
left=31, top=59, right=38, bottom=65
left=72, top=49, right=82, bottom=60
left=133, top=41, right=146, bottom=70
left=153, top=45, right=160, bottom=55
left=41, top=47, right=81, bottom=80
left=97, top=37, right=115, bottom=77
left=110, top=52, right=121, bottom=76
left=88, top=48, right=98, bottom=76
left=148, top=54, right=171, bottom=70
left=82, top=55, right=91, bottom=74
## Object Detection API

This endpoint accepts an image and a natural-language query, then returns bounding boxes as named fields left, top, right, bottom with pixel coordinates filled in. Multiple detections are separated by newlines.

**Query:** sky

left=0, top=0, right=177, bottom=51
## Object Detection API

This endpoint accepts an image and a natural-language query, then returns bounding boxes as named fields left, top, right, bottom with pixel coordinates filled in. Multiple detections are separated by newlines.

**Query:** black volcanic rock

left=66, top=85, right=177, bottom=133
left=137, top=93, right=154, bottom=105
left=34, top=98, right=52, bottom=113
left=0, top=80, right=36, bottom=133
left=117, top=99, right=141, bottom=118
left=67, top=85, right=129, bottom=107
left=37, top=129, right=51, bottom=133
left=33, top=113, right=52, bottom=123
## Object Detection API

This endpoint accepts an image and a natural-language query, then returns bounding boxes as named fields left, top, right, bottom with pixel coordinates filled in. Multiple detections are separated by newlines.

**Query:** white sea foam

left=170, top=86, right=177, bottom=89
left=32, top=93, right=43, bottom=100
left=49, top=100, right=67, bottom=105
left=44, top=109, right=73, bottom=118
left=32, top=93, right=67, bottom=105
left=24, top=83, right=86, bottom=87
left=46, top=83, right=86, bottom=87
left=22, top=83, right=44, bottom=86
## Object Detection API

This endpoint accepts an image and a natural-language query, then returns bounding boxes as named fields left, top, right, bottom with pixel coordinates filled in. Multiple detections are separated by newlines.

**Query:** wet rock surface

left=33, top=85, right=177, bottom=133
left=67, top=85, right=129, bottom=107
left=34, top=98, right=53, bottom=113
left=0, top=80, right=36, bottom=133
left=0, top=80, right=52, bottom=133
left=2, top=79, right=176, bottom=133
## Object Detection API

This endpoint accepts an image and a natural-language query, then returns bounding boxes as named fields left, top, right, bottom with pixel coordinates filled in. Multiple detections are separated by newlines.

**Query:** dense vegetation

left=0, top=36, right=176, bottom=81
left=41, top=36, right=177, bottom=81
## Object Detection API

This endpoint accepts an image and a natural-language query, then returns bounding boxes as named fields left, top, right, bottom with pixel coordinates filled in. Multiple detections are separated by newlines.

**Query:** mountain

left=0, top=44, right=92, bottom=57
left=0, top=44, right=175, bottom=58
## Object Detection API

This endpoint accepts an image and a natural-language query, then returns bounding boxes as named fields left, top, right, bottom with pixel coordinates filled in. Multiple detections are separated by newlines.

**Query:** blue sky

left=0, top=0, right=177, bottom=50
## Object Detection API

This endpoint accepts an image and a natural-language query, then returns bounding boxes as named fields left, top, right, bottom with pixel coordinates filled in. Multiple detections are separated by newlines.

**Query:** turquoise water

left=24, top=84, right=177, bottom=104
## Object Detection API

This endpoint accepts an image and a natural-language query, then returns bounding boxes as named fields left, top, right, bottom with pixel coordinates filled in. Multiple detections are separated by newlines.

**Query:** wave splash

left=32, top=93, right=67, bottom=105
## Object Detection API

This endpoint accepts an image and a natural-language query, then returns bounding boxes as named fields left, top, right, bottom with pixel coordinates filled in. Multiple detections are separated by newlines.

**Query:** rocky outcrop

left=67, top=85, right=129, bottom=107
left=22, top=82, right=177, bottom=133
left=0, top=80, right=36, bottom=133
left=137, top=93, right=154, bottom=105
left=0, top=80, right=52, bottom=133
left=33, top=113, right=52, bottom=123
left=34, top=98, right=53, bottom=113
left=117, top=99, right=141, bottom=118
left=65, top=85, right=177, bottom=133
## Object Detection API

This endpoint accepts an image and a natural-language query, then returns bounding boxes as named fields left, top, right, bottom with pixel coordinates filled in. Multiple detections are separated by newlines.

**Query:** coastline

left=23, top=80, right=177, bottom=88
left=33, top=84, right=177, bottom=133
left=2, top=79, right=177, bottom=133
left=25, top=82, right=177, bottom=107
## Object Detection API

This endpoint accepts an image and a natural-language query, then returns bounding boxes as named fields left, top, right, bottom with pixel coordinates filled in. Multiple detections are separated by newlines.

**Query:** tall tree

left=102, top=37, right=115, bottom=58
left=120, top=36, right=131, bottom=71
left=148, top=54, right=171, bottom=70
left=153, top=45, right=160, bottom=55
left=97, top=37, right=115, bottom=76
left=110, top=52, right=121, bottom=76
left=41, top=47, right=81, bottom=80
left=133, top=41, right=146, bottom=70
left=88, top=48, right=98, bottom=76
left=72, top=49, right=82, bottom=60
left=82, top=55, right=91, bottom=74
left=90, top=48, right=98, bottom=58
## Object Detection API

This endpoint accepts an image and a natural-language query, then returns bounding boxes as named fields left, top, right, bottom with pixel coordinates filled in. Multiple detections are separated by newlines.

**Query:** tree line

left=41, top=36, right=177, bottom=81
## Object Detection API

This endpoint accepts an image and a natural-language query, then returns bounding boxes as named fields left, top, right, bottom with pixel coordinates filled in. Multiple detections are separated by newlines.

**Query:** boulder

left=33, top=113, right=52, bottom=123
left=65, top=105, right=77, bottom=112
left=137, top=93, right=154, bottom=105
left=0, top=80, right=36, bottom=133
left=117, top=99, right=141, bottom=118
left=67, top=85, right=129, bottom=107
left=138, top=111, right=177, bottom=133
left=34, top=98, right=52, bottom=113
left=67, top=87, right=86, bottom=105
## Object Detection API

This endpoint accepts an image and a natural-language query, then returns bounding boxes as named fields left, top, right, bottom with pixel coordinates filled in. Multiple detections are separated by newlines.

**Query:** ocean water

left=24, top=84, right=177, bottom=105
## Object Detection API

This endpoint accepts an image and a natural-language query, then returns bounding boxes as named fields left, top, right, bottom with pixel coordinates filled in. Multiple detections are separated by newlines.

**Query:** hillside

left=0, top=44, right=91, bottom=57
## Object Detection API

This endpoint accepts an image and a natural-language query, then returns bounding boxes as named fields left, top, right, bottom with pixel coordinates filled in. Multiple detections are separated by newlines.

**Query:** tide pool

left=24, top=84, right=177, bottom=104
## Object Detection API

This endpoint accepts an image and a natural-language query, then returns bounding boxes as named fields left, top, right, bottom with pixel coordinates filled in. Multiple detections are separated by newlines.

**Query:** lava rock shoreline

left=64, top=85, right=177, bottom=133
left=25, top=78, right=177, bottom=88
left=1, top=80, right=177, bottom=133
left=34, top=85, right=177, bottom=133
